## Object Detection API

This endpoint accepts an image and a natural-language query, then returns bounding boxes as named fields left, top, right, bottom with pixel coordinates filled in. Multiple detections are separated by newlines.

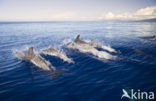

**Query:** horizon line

left=0, top=18, right=156, bottom=22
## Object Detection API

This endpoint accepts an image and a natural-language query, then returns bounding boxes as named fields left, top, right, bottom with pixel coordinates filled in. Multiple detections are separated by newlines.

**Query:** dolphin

left=65, top=35, right=117, bottom=60
left=15, top=47, right=55, bottom=71
left=134, top=48, right=156, bottom=61
left=42, top=46, right=74, bottom=63
left=141, top=35, right=156, bottom=41
left=73, top=35, right=117, bottom=53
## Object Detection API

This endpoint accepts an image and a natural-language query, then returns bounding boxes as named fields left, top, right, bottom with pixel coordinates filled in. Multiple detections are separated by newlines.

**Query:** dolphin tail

left=50, top=69, right=65, bottom=80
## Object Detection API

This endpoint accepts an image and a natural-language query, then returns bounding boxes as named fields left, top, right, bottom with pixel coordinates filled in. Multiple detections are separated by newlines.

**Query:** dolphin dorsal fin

left=49, top=46, right=55, bottom=50
left=74, top=35, right=80, bottom=42
left=28, top=47, right=34, bottom=56
left=49, top=46, right=57, bottom=52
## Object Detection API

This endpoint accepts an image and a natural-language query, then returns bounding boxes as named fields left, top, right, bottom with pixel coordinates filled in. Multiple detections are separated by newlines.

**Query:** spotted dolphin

left=42, top=46, right=74, bottom=63
left=15, top=47, right=55, bottom=71
left=67, top=35, right=117, bottom=52
left=141, top=35, right=156, bottom=41
left=65, top=35, right=117, bottom=60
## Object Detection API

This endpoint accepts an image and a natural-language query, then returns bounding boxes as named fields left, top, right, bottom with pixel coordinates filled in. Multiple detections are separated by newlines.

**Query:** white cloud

left=136, top=6, right=156, bottom=15
left=99, top=6, right=156, bottom=20
left=98, top=12, right=135, bottom=20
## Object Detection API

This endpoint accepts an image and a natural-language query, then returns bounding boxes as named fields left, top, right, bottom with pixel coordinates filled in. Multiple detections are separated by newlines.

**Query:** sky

left=0, top=0, right=156, bottom=21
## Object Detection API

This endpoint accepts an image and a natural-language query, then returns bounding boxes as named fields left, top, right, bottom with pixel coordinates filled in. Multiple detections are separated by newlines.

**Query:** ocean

left=0, top=21, right=156, bottom=101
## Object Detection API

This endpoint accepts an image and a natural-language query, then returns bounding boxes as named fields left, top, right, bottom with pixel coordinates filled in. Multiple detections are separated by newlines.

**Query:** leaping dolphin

left=74, top=35, right=117, bottom=53
left=65, top=35, right=117, bottom=60
left=42, top=46, right=74, bottom=63
left=15, top=47, right=55, bottom=71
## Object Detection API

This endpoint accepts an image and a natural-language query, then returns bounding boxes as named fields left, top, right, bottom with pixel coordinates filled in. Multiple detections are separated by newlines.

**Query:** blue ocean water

left=0, top=21, right=156, bottom=101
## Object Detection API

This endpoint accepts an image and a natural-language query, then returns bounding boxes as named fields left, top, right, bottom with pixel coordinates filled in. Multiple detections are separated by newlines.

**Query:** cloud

left=98, top=12, right=134, bottom=20
left=136, top=6, right=156, bottom=15
left=99, top=6, right=156, bottom=20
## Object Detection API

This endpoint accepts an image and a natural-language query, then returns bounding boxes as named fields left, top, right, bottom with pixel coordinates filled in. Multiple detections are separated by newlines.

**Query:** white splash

left=88, top=40, right=117, bottom=53
left=66, top=42, right=117, bottom=60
